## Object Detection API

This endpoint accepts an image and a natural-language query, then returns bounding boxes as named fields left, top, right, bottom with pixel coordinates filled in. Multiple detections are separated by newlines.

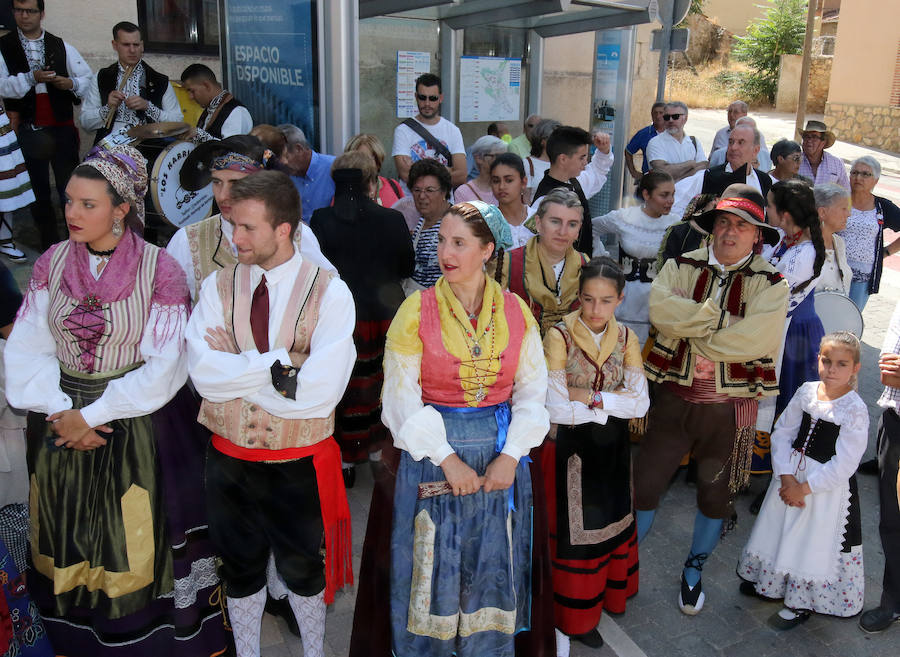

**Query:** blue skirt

left=776, top=292, right=825, bottom=417
left=390, top=404, right=533, bottom=657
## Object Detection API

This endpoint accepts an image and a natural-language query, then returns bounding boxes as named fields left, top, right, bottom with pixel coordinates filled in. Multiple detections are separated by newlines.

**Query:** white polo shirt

left=647, top=130, right=706, bottom=165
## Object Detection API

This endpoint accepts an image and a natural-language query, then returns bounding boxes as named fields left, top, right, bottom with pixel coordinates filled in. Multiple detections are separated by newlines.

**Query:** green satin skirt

left=26, top=364, right=173, bottom=620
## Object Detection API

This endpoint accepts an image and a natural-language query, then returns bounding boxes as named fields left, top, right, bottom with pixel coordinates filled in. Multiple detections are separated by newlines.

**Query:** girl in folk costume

left=590, top=171, right=679, bottom=345
left=738, top=332, right=868, bottom=629
left=490, top=153, right=535, bottom=248
left=499, top=187, right=590, bottom=337
left=383, top=201, right=549, bottom=657
left=4, top=145, right=225, bottom=657
left=542, top=258, right=648, bottom=655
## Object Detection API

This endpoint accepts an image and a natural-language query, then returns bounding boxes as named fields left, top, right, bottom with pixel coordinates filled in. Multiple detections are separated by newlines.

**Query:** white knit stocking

left=287, top=590, right=326, bottom=657
left=226, top=588, right=266, bottom=657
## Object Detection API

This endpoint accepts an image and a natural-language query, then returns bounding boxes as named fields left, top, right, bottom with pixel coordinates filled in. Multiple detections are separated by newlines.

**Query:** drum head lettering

left=150, top=141, right=214, bottom=228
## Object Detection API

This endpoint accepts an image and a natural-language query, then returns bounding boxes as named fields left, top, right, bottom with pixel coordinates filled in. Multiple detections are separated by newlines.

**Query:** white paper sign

left=396, top=51, right=432, bottom=118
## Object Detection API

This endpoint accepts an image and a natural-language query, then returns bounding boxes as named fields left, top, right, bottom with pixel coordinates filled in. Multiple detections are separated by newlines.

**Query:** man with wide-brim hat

left=799, top=120, right=849, bottom=190
left=633, top=183, right=789, bottom=617
left=166, top=134, right=334, bottom=303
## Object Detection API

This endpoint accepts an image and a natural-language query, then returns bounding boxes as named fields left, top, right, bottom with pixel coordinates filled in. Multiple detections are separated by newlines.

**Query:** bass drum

left=149, top=140, right=215, bottom=228
left=814, top=291, right=864, bottom=339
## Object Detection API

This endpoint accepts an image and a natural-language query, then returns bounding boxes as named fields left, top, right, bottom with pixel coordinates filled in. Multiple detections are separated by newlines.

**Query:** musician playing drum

left=80, top=21, right=182, bottom=144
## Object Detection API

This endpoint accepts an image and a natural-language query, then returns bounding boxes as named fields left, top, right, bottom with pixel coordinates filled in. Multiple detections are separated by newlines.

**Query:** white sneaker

left=0, top=240, right=25, bottom=261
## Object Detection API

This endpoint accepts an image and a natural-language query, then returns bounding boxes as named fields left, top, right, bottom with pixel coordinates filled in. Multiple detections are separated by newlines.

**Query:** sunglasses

left=663, top=113, right=683, bottom=121
left=416, top=94, right=439, bottom=102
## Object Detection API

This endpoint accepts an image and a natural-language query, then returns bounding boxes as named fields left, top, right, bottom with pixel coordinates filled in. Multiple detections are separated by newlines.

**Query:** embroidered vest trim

left=197, top=260, right=335, bottom=456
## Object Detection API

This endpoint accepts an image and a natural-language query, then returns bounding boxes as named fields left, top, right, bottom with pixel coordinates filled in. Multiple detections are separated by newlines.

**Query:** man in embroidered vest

left=180, top=63, right=252, bottom=142
left=0, top=0, right=92, bottom=252
left=633, top=185, right=789, bottom=616
left=186, top=170, right=355, bottom=657
left=167, top=134, right=334, bottom=303
left=79, top=21, right=182, bottom=144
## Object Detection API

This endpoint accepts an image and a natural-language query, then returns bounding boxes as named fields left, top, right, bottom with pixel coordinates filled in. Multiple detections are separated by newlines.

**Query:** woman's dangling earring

left=112, top=218, right=124, bottom=237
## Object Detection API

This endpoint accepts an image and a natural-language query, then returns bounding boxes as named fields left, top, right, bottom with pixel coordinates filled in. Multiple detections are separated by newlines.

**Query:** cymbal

left=127, top=121, right=190, bottom=140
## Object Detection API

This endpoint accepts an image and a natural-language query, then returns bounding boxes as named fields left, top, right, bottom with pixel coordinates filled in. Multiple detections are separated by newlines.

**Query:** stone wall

left=808, top=56, right=833, bottom=114
left=775, top=54, right=832, bottom=114
left=826, top=102, right=900, bottom=153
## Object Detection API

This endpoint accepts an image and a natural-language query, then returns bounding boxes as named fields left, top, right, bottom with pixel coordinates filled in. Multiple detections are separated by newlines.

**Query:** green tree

left=733, top=0, right=808, bottom=103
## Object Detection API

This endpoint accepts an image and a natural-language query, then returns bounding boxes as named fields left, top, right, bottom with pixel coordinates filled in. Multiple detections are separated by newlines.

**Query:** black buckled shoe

left=859, top=606, right=900, bottom=634
left=571, top=627, right=604, bottom=649
left=768, top=607, right=810, bottom=630
left=265, top=595, right=301, bottom=637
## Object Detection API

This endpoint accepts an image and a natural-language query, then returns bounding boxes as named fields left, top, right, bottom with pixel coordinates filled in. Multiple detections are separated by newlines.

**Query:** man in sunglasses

left=647, top=101, right=708, bottom=182
left=392, top=73, right=466, bottom=190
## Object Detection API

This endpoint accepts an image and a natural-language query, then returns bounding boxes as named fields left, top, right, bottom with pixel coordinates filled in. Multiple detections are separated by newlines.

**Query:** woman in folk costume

left=4, top=145, right=225, bottom=657
left=590, top=171, right=678, bottom=345
left=499, top=187, right=590, bottom=336
left=750, top=180, right=826, bottom=478
left=738, top=332, right=868, bottom=629
left=542, top=257, right=648, bottom=656
left=768, top=179, right=826, bottom=416
left=383, top=200, right=549, bottom=657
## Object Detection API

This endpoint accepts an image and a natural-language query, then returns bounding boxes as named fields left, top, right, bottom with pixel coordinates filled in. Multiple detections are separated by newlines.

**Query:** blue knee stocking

left=683, top=510, right=723, bottom=587
left=636, top=509, right=655, bottom=543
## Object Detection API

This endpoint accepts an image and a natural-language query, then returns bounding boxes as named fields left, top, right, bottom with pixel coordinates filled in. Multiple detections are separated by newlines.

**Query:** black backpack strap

left=401, top=118, right=454, bottom=164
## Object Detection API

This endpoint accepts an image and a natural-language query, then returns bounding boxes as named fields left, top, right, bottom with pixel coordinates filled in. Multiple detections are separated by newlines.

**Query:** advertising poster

left=224, top=0, right=317, bottom=144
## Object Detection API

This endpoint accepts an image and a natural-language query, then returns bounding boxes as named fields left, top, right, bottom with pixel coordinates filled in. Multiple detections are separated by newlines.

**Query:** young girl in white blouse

left=738, top=331, right=868, bottom=630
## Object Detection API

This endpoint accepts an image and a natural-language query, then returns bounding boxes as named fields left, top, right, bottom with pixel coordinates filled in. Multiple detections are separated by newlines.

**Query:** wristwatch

left=589, top=391, right=603, bottom=409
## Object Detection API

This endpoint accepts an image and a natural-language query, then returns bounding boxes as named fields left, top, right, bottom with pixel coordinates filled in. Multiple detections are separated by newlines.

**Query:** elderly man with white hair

left=710, top=116, right=771, bottom=171
left=838, top=155, right=900, bottom=310
left=672, top=122, right=772, bottom=219
left=647, top=101, right=708, bottom=182
left=277, top=123, right=336, bottom=224
left=455, top=135, right=507, bottom=204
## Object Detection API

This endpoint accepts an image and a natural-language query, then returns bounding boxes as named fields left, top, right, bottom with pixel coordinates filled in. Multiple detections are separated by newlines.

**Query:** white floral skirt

left=737, top=465, right=864, bottom=617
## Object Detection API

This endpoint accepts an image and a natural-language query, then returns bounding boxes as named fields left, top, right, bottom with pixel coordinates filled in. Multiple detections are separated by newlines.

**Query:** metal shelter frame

left=319, top=0, right=657, bottom=155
